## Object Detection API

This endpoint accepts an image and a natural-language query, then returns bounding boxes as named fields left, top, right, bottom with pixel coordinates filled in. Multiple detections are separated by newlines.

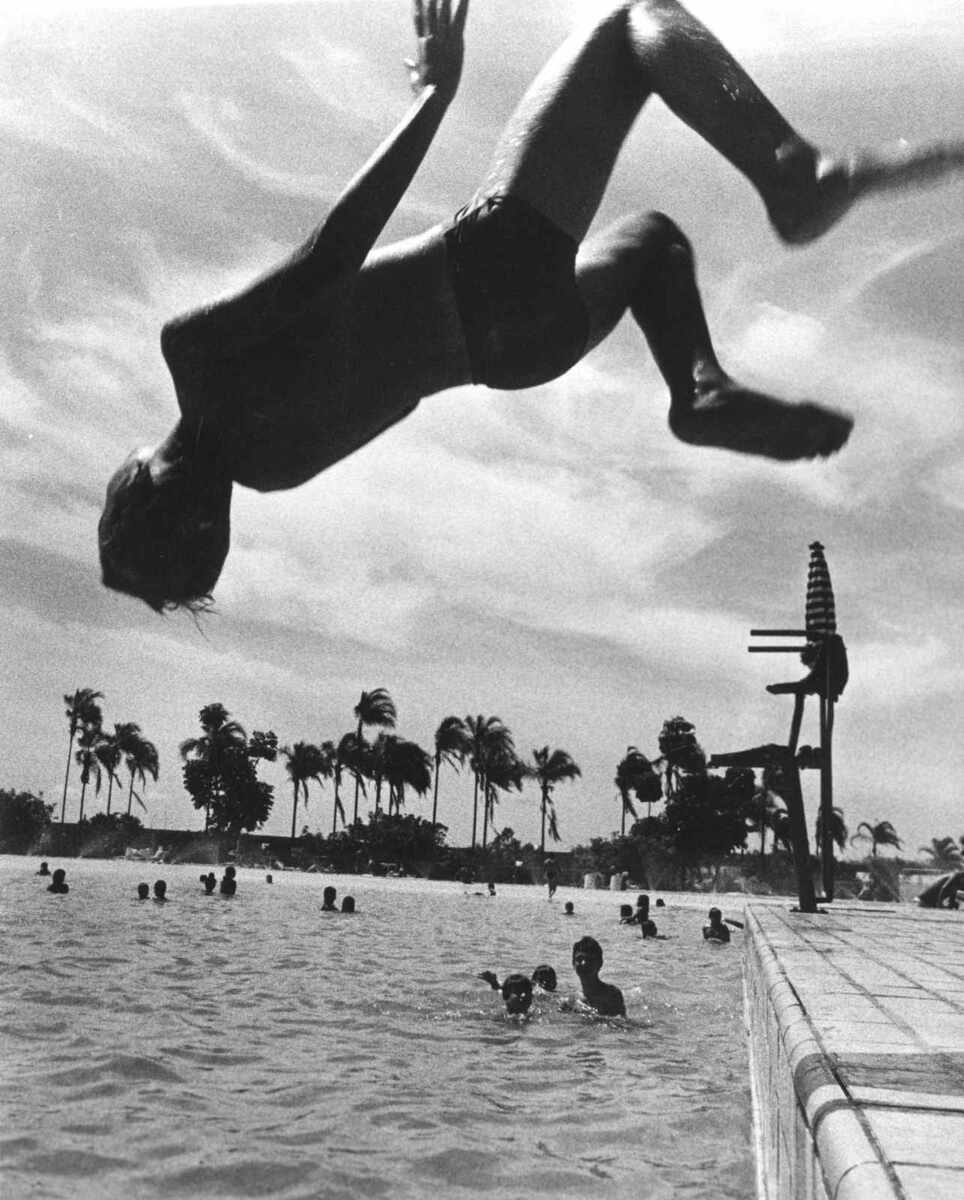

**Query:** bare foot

left=669, top=381, right=853, bottom=461
left=768, top=138, right=964, bottom=246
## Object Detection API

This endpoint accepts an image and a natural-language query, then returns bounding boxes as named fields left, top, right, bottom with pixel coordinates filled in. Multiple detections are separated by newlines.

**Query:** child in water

left=46, top=868, right=69, bottom=894
left=702, top=907, right=743, bottom=942
left=563, top=937, right=626, bottom=1016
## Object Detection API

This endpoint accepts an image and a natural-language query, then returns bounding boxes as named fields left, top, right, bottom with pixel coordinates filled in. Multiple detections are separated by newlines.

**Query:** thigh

left=474, top=2, right=649, bottom=242
left=575, top=212, right=679, bottom=351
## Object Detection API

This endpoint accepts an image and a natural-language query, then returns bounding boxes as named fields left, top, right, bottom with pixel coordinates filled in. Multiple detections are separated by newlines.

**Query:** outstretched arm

left=320, top=0, right=470, bottom=269
left=162, top=0, right=469, bottom=355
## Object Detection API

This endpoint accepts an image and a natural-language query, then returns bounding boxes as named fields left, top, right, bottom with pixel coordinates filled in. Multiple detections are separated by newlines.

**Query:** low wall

left=744, top=906, right=901, bottom=1200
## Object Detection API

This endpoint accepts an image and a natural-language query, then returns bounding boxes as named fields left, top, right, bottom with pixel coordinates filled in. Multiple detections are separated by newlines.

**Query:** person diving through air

left=99, top=0, right=964, bottom=612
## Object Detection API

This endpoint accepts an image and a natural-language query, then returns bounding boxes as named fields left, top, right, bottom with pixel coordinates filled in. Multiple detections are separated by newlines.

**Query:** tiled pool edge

left=744, top=906, right=902, bottom=1200
left=744, top=902, right=964, bottom=1199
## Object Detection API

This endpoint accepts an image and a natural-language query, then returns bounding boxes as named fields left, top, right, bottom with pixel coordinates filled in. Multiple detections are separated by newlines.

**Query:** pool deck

left=745, top=901, right=964, bottom=1200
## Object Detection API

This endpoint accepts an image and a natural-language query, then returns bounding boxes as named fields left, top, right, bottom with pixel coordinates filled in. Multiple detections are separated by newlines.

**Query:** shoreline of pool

left=744, top=901, right=964, bottom=1200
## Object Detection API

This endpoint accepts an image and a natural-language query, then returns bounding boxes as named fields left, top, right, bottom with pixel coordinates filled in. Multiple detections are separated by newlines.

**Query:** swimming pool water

left=0, top=857, right=754, bottom=1199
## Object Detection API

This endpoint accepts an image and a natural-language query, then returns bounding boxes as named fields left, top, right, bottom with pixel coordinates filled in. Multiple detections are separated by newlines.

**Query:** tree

left=351, top=689, right=396, bottom=824
left=529, top=746, right=581, bottom=853
left=917, top=836, right=962, bottom=871
left=180, top=703, right=248, bottom=831
left=0, top=789, right=53, bottom=852
left=432, top=716, right=471, bottom=828
left=614, top=747, right=661, bottom=836
left=95, top=728, right=125, bottom=816
left=657, top=715, right=707, bottom=798
left=850, top=820, right=902, bottom=858
left=481, top=745, right=524, bottom=849
left=181, top=705, right=277, bottom=835
left=115, top=723, right=159, bottom=817
left=75, top=724, right=104, bottom=823
left=661, top=765, right=754, bottom=883
left=281, top=741, right=330, bottom=840
left=330, top=734, right=355, bottom=833
left=815, top=805, right=849, bottom=856
left=464, top=714, right=515, bottom=850
left=61, top=688, right=103, bottom=822
left=383, top=736, right=433, bottom=816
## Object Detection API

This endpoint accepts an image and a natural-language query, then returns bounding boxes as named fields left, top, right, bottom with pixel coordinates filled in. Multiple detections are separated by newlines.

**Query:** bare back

left=161, top=227, right=470, bottom=493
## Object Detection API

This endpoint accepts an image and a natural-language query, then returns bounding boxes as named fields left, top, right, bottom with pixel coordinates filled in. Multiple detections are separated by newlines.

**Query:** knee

left=602, top=210, right=691, bottom=263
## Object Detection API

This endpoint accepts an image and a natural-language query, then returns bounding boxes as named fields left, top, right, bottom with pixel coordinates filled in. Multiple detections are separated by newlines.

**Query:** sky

left=0, top=0, right=961, bottom=856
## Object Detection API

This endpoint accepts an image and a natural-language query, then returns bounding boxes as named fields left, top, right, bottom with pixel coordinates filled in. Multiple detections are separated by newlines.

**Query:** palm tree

left=330, top=734, right=355, bottom=833
left=614, top=746, right=661, bottom=836
left=464, top=714, right=515, bottom=850
left=529, top=746, right=581, bottom=853
left=95, top=728, right=125, bottom=816
left=180, top=703, right=247, bottom=831
left=432, top=716, right=471, bottom=829
left=815, top=806, right=849, bottom=856
left=850, top=819, right=902, bottom=858
left=61, top=688, right=103, bottom=823
left=918, top=836, right=963, bottom=871
left=281, top=741, right=330, bottom=840
left=115, top=723, right=159, bottom=816
left=351, top=689, right=396, bottom=824
left=383, top=737, right=433, bottom=816
left=75, top=726, right=104, bottom=823
left=657, top=716, right=707, bottom=799
left=481, top=746, right=524, bottom=849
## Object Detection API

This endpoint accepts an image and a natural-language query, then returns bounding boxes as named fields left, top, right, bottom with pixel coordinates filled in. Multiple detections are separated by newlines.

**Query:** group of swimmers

left=37, top=860, right=357, bottom=911
left=480, top=899, right=747, bottom=1019
left=480, top=937, right=627, bottom=1017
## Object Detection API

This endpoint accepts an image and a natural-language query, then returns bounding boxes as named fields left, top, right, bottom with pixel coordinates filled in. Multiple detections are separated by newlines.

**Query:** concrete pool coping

left=744, top=901, right=964, bottom=1200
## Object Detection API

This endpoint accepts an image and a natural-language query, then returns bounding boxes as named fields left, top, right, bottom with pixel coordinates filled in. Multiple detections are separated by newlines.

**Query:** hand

left=405, top=0, right=469, bottom=100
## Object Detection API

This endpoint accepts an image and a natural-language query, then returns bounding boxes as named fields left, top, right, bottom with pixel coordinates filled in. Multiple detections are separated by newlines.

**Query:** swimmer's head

left=619, top=904, right=633, bottom=919
left=203, top=874, right=216, bottom=893
left=224, top=866, right=236, bottom=879
left=341, top=896, right=355, bottom=913
left=99, top=443, right=231, bottom=614
left=531, top=964, right=557, bottom=992
left=708, top=907, right=722, bottom=924
left=153, top=880, right=167, bottom=901
left=137, top=883, right=150, bottom=900
left=52, top=868, right=66, bottom=885
left=572, top=936, right=603, bottom=975
left=636, top=894, right=650, bottom=912
left=563, top=901, right=575, bottom=915
left=501, top=973, right=533, bottom=1014
left=323, top=886, right=337, bottom=908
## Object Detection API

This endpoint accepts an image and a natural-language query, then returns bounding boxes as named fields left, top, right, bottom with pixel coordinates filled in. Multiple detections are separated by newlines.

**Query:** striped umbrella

left=805, top=541, right=836, bottom=638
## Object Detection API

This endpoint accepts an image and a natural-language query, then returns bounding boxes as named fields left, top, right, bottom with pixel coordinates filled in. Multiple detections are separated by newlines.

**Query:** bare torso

left=162, top=227, right=471, bottom=492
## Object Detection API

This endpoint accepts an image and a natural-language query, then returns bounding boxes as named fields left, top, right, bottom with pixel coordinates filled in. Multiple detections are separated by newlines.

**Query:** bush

left=0, top=789, right=54, bottom=853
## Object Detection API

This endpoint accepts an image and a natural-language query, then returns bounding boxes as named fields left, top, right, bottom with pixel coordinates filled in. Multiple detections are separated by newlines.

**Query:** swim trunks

left=443, top=194, right=589, bottom=390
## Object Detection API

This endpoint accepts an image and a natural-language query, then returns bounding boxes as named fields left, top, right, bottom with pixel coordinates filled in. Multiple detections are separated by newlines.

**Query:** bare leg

left=575, top=212, right=851, bottom=459
left=477, top=0, right=964, bottom=244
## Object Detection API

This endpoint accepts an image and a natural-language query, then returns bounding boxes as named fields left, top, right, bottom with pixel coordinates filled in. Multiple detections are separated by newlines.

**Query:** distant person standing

left=545, top=860, right=558, bottom=900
